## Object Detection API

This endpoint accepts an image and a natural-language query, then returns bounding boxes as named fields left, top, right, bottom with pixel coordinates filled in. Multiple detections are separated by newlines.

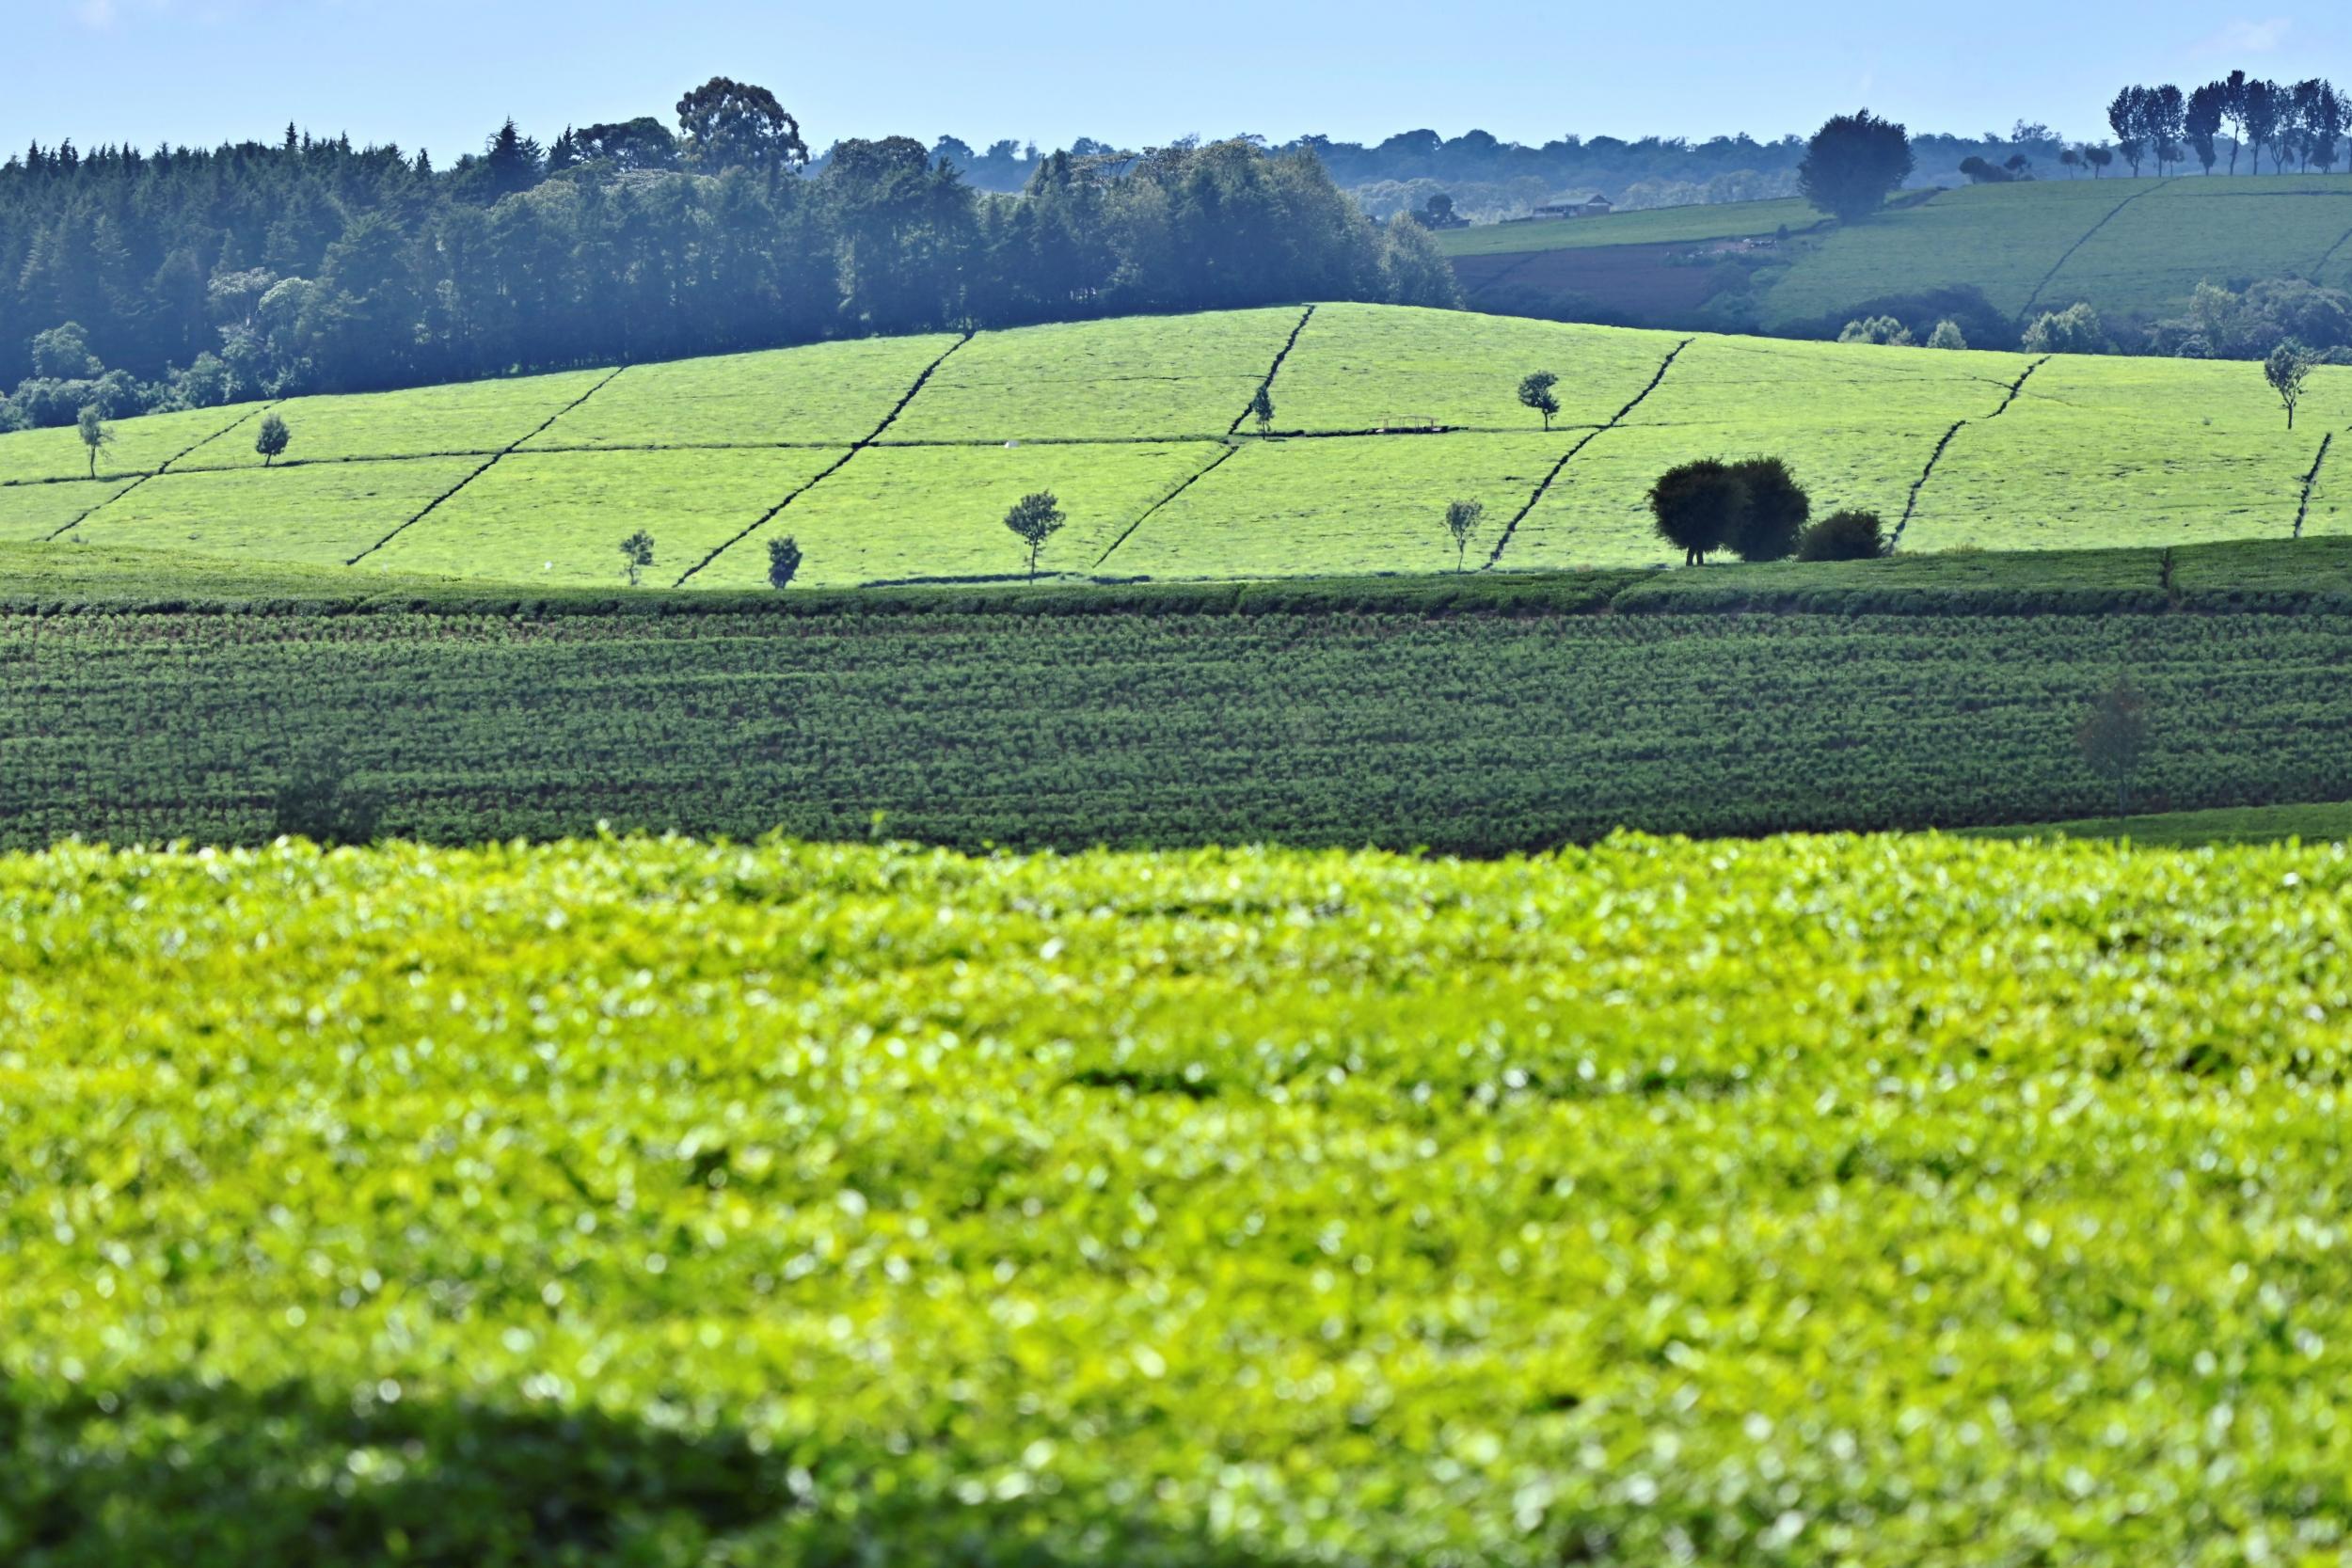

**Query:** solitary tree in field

left=2075, top=677, right=2151, bottom=815
left=1798, top=110, right=1914, bottom=222
left=1248, top=384, right=1275, bottom=437
left=1649, top=459, right=1749, bottom=566
left=1003, top=491, right=1065, bottom=580
left=1442, top=499, right=1485, bottom=573
left=1517, top=371, right=1562, bottom=430
left=619, top=530, right=656, bottom=587
left=767, top=534, right=803, bottom=590
left=75, top=405, right=112, bottom=478
left=255, top=412, right=291, bottom=467
left=1725, top=457, right=1809, bottom=562
left=2265, top=341, right=2314, bottom=429
left=2085, top=145, right=2114, bottom=178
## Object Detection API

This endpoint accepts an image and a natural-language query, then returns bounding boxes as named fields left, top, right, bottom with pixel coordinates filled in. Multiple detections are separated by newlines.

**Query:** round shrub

left=1796, top=509, right=1886, bottom=562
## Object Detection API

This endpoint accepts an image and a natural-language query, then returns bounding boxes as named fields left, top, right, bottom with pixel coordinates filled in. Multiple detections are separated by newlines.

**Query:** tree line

left=2093, top=72, right=2346, bottom=177
left=0, top=80, right=1457, bottom=432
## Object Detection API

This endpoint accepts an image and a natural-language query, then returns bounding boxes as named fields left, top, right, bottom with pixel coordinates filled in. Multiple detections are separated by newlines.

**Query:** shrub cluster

left=1647, top=456, right=1812, bottom=563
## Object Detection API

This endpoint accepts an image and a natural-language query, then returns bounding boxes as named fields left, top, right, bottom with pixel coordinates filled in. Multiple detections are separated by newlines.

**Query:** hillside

left=8, top=303, right=2352, bottom=592
left=16, top=830, right=2352, bottom=1565
left=1440, top=175, right=2352, bottom=339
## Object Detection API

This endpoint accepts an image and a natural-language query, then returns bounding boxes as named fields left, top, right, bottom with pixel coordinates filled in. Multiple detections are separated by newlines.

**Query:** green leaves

left=7, top=832, right=2352, bottom=1562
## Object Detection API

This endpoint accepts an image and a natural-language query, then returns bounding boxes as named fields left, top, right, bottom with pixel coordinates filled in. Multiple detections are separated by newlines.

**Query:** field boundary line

left=1886, top=356, right=2048, bottom=552
left=672, top=333, right=974, bottom=586
left=1984, top=355, right=2050, bottom=420
left=1885, top=421, right=1969, bottom=552
left=1483, top=337, right=1692, bottom=568
left=2017, top=178, right=2177, bottom=320
left=1092, top=443, right=1241, bottom=568
left=41, top=402, right=276, bottom=542
left=2295, top=432, right=2334, bottom=537
left=1228, top=305, right=1316, bottom=436
left=2312, top=219, right=2352, bottom=281
left=345, top=367, right=628, bottom=565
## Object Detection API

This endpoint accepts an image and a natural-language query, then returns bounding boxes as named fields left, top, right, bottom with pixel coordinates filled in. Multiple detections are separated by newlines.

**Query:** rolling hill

left=1439, top=175, right=2352, bottom=337
left=7, top=302, right=2352, bottom=592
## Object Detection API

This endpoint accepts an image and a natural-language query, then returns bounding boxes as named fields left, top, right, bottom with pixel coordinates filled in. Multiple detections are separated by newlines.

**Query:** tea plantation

left=9, top=831, right=2352, bottom=1565
left=10, top=537, right=2352, bottom=852
left=7, top=304, right=2352, bottom=590
left=1440, top=175, right=2352, bottom=333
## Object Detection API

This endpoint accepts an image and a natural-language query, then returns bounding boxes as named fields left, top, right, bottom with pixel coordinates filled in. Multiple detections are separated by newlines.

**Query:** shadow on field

left=1, top=1377, right=1295, bottom=1568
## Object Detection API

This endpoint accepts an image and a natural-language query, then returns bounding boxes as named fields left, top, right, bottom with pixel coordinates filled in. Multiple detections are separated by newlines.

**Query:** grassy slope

left=13, top=832, right=2352, bottom=1566
left=1442, top=175, right=2352, bottom=332
left=11, top=536, right=2352, bottom=852
left=8, top=304, right=2352, bottom=590
left=1433, top=195, right=1824, bottom=257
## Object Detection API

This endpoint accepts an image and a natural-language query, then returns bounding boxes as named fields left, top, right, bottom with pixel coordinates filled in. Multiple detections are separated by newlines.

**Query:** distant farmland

left=1438, top=175, right=2352, bottom=335
left=8, top=303, right=2352, bottom=590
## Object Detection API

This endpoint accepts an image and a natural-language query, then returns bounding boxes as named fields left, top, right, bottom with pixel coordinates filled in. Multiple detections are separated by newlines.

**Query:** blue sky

left=8, top=0, right=2345, bottom=160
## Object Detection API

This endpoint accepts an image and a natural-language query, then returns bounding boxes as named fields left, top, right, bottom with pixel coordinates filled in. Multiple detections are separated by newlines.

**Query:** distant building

left=1533, top=194, right=1614, bottom=219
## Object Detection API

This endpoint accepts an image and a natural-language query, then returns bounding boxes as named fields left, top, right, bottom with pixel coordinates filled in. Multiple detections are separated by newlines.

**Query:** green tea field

left=7, top=303, right=2352, bottom=590
left=1441, top=176, right=2352, bottom=335
left=10, top=535, right=2352, bottom=853
left=11, top=830, right=2352, bottom=1566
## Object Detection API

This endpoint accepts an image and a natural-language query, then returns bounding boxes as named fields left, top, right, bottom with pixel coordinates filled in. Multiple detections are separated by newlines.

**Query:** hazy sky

left=8, top=0, right=2346, bottom=160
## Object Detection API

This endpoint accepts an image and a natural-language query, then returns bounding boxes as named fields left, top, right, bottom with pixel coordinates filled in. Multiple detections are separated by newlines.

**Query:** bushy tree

left=254, top=411, right=291, bottom=466
left=1795, top=509, right=1885, bottom=561
left=573, top=118, right=682, bottom=172
left=1838, top=315, right=1914, bottom=346
left=2243, top=80, right=2284, bottom=174
left=676, top=78, right=809, bottom=172
left=31, top=321, right=101, bottom=378
left=1927, top=319, right=1968, bottom=350
left=2187, top=83, right=2226, bottom=173
left=2108, top=87, right=2151, bottom=175
left=2265, top=340, right=2314, bottom=429
left=1726, top=457, right=1809, bottom=562
left=2021, top=303, right=2109, bottom=355
left=75, top=404, right=111, bottom=478
left=1442, top=499, right=1485, bottom=573
left=1799, top=111, right=1914, bottom=222
left=1375, top=214, right=1462, bottom=308
left=1649, top=459, right=1748, bottom=566
left=1003, top=491, right=1065, bottom=579
left=2075, top=677, right=2151, bottom=815
left=619, top=530, right=655, bottom=587
left=1517, top=371, right=1561, bottom=429
left=767, top=534, right=803, bottom=590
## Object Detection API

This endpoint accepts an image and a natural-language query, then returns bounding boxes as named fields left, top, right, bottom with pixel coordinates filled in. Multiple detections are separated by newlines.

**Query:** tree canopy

left=1798, top=111, right=1915, bottom=223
